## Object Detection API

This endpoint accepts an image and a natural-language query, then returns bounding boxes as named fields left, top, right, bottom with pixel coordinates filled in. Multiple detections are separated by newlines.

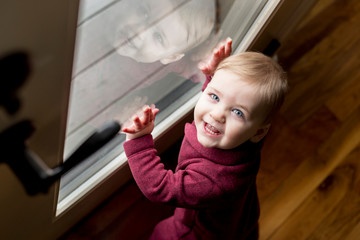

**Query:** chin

left=132, top=56, right=158, bottom=63
left=197, top=135, right=218, bottom=149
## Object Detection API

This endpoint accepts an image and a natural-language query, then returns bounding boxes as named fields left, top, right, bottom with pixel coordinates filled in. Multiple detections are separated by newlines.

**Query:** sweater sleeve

left=124, top=134, right=224, bottom=208
left=201, top=75, right=212, bottom=92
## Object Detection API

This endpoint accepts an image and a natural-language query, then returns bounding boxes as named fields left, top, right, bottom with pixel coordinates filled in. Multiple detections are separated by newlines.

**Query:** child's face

left=194, top=69, right=269, bottom=149
left=113, top=0, right=205, bottom=64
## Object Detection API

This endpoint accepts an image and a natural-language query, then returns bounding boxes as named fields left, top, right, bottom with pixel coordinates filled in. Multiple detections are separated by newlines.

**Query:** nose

left=209, top=107, right=226, bottom=123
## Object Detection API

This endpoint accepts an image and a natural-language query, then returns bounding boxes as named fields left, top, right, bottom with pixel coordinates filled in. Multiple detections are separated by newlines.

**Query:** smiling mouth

left=204, top=122, right=221, bottom=136
left=124, top=36, right=138, bottom=49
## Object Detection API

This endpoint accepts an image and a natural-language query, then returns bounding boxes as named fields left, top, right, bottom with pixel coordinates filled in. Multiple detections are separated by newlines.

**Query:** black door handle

left=0, top=51, right=122, bottom=195
left=0, top=120, right=121, bottom=195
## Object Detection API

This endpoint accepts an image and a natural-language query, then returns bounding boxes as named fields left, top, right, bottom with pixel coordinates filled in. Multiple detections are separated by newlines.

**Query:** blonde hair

left=216, top=52, right=288, bottom=124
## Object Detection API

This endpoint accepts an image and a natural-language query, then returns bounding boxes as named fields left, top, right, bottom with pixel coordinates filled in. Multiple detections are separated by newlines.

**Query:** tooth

left=206, top=123, right=219, bottom=135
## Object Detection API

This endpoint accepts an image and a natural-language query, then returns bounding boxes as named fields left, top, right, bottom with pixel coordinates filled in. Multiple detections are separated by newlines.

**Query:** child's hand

left=122, top=105, right=159, bottom=141
left=198, top=37, right=232, bottom=76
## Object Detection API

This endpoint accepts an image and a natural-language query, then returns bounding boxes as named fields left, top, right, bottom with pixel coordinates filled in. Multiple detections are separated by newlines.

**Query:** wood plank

left=258, top=115, right=305, bottom=201
left=280, top=34, right=360, bottom=127
left=258, top=106, right=340, bottom=201
left=296, top=0, right=336, bottom=30
left=345, top=221, right=360, bottom=240
left=61, top=182, right=144, bottom=239
left=298, top=106, right=340, bottom=145
left=277, top=0, right=358, bottom=71
left=268, top=165, right=354, bottom=240
left=259, top=108, right=360, bottom=240
left=325, top=71, right=360, bottom=121
left=94, top=197, right=174, bottom=240
left=306, top=147, right=360, bottom=240
left=278, top=0, right=360, bottom=127
left=62, top=180, right=175, bottom=240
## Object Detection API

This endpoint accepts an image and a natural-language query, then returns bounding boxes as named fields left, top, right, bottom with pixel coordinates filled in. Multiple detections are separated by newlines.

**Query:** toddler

left=122, top=38, right=287, bottom=239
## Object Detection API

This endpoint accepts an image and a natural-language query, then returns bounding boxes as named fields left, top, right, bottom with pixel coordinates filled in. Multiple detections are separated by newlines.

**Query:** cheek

left=194, top=99, right=206, bottom=118
left=142, top=45, right=166, bottom=61
left=224, top=122, right=256, bottom=145
left=226, top=124, right=244, bottom=140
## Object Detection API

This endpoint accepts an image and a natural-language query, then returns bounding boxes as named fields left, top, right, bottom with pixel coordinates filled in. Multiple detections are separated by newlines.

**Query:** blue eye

left=210, top=94, right=220, bottom=102
left=153, top=32, right=163, bottom=44
left=233, top=109, right=244, bottom=118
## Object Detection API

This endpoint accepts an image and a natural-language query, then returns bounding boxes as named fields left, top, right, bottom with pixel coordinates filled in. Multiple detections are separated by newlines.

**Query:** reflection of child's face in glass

left=114, top=0, right=213, bottom=64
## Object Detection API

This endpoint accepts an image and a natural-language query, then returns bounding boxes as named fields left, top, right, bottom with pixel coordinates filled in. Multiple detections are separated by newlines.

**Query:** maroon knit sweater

left=124, top=121, right=261, bottom=239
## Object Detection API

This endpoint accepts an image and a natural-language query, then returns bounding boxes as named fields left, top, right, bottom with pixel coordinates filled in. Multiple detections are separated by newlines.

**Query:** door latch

left=0, top=120, right=120, bottom=195
left=0, top=51, right=121, bottom=195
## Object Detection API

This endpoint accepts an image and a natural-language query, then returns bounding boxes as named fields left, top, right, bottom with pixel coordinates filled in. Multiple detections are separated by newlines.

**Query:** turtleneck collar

left=183, top=122, right=262, bottom=166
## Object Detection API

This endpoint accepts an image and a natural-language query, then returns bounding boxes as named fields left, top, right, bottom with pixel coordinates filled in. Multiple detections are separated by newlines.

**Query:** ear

left=250, top=124, right=271, bottom=143
left=160, top=53, right=185, bottom=64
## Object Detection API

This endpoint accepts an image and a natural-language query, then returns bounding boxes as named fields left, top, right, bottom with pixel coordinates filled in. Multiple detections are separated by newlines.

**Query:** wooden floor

left=62, top=0, right=360, bottom=239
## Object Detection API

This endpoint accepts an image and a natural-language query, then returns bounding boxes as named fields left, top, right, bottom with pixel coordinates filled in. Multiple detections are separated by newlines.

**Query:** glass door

left=0, top=0, right=283, bottom=238
left=0, top=0, right=79, bottom=239
left=58, top=0, right=281, bottom=216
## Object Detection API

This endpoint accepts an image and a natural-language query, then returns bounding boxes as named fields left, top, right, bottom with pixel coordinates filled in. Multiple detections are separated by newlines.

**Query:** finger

left=122, top=119, right=137, bottom=133
left=210, top=50, right=221, bottom=70
left=142, top=106, right=151, bottom=125
left=216, top=39, right=226, bottom=50
left=198, top=61, right=205, bottom=70
left=133, top=115, right=142, bottom=129
left=152, top=107, right=160, bottom=118
left=148, top=105, right=154, bottom=122
left=218, top=44, right=225, bottom=59
left=149, top=109, right=154, bottom=122
left=135, top=107, right=144, bottom=119
left=198, top=61, right=208, bottom=71
left=122, top=127, right=137, bottom=134
left=213, top=46, right=220, bottom=58
left=225, top=38, right=232, bottom=56
left=149, top=105, right=159, bottom=121
left=198, top=62, right=212, bottom=75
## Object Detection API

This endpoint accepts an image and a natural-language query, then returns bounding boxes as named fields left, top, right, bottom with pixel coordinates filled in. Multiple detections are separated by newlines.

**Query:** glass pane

left=58, top=0, right=269, bottom=209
